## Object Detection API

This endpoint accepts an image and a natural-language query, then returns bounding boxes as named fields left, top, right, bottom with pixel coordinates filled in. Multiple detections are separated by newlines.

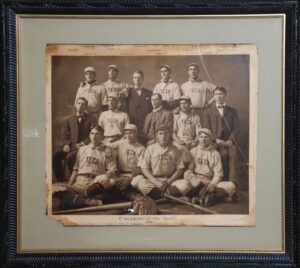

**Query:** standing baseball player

left=143, top=93, right=173, bottom=146
left=98, top=93, right=130, bottom=143
left=109, top=124, right=145, bottom=191
left=153, top=65, right=181, bottom=111
left=102, top=64, right=130, bottom=112
left=75, top=66, right=105, bottom=120
left=52, top=125, right=117, bottom=209
left=52, top=97, right=96, bottom=182
left=131, top=125, right=184, bottom=200
left=173, top=95, right=202, bottom=166
left=203, top=86, right=240, bottom=187
left=181, top=63, right=216, bottom=118
left=169, top=128, right=236, bottom=206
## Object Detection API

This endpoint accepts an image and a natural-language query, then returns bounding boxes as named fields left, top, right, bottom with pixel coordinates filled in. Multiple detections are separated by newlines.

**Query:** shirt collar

left=89, top=142, right=105, bottom=150
left=188, top=78, right=200, bottom=82
left=153, top=106, right=163, bottom=113
left=216, top=102, right=226, bottom=108
left=160, top=78, right=173, bottom=83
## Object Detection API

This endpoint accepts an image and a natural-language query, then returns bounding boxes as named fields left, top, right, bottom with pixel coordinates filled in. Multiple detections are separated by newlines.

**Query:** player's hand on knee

left=207, top=182, right=217, bottom=193
left=106, top=169, right=116, bottom=178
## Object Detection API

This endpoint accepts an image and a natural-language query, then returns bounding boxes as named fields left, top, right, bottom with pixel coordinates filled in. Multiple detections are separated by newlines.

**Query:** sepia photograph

left=45, top=44, right=257, bottom=226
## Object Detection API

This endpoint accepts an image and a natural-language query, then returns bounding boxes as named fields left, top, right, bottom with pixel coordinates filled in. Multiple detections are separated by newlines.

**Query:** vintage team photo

left=45, top=44, right=257, bottom=226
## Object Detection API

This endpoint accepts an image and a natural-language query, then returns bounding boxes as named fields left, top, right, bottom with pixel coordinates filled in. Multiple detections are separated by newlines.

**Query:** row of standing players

left=52, top=63, right=240, bottom=210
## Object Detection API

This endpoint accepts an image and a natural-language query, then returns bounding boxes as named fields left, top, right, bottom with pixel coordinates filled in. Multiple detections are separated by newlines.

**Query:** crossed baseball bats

left=53, top=193, right=218, bottom=215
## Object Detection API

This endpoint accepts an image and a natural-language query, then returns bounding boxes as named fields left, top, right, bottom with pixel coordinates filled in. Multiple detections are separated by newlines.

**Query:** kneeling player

left=52, top=125, right=118, bottom=210
left=168, top=128, right=236, bottom=207
left=131, top=125, right=184, bottom=200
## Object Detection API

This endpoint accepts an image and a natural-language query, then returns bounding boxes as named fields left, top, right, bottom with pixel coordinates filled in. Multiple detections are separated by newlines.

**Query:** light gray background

left=19, top=16, right=283, bottom=252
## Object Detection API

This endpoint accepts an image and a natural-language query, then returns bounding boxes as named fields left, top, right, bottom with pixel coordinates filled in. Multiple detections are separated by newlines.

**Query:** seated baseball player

left=109, top=124, right=145, bottom=191
left=52, top=97, right=96, bottom=182
left=173, top=95, right=202, bottom=166
left=168, top=128, right=236, bottom=207
left=52, top=125, right=117, bottom=210
left=131, top=125, right=184, bottom=200
left=98, top=92, right=130, bottom=143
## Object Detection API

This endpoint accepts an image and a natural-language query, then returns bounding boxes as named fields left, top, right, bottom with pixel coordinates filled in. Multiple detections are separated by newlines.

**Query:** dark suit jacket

left=125, top=87, right=152, bottom=132
left=203, top=104, right=239, bottom=142
left=62, top=113, right=96, bottom=150
left=143, top=107, right=173, bottom=141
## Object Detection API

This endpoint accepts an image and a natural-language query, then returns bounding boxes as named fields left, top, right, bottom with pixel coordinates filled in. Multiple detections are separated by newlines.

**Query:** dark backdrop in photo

left=51, top=55, right=249, bottom=188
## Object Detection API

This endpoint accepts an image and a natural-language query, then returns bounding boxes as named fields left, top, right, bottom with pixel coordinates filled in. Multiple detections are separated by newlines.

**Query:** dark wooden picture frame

left=0, top=0, right=299, bottom=266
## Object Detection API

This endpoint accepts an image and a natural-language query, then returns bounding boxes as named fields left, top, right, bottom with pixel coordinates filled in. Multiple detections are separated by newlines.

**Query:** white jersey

left=141, top=142, right=184, bottom=177
left=190, top=145, right=223, bottom=184
left=173, top=111, right=201, bottom=144
left=98, top=110, right=130, bottom=137
left=110, top=139, right=145, bottom=172
left=102, top=80, right=130, bottom=105
left=75, top=81, right=105, bottom=113
left=181, top=80, right=216, bottom=108
left=153, top=79, right=181, bottom=101
left=73, top=144, right=117, bottom=176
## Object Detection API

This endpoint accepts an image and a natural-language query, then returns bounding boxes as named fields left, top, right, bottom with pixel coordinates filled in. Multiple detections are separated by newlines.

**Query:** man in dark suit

left=125, top=70, right=152, bottom=143
left=52, top=97, right=96, bottom=182
left=143, top=93, right=173, bottom=146
left=203, top=87, right=240, bottom=189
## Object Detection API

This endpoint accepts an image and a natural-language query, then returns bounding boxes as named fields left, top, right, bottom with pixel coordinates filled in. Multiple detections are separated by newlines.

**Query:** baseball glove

left=132, top=196, right=158, bottom=215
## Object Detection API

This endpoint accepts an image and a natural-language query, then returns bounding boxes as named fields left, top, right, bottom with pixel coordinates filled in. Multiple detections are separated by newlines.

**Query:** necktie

left=218, top=105, right=225, bottom=108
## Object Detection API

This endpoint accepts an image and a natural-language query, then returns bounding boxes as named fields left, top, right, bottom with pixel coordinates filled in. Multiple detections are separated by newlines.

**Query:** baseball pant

left=131, top=175, right=167, bottom=196
left=171, top=174, right=236, bottom=197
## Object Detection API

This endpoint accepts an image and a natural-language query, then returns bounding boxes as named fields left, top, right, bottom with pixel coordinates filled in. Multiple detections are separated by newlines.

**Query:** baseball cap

left=84, top=66, right=96, bottom=73
left=107, top=92, right=120, bottom=101
left=107, top=64, right=118, bottom=71
left=124, top=124, right=138, bottom=131
left=188, top=62, right=200, bottom=69
left=179, top=95, right=192, bottom=103
left=197, top=128, right=212, bottom=137
left=156, top=125, right=171, bottom=133
left=160, top=64, right=171, bottom=71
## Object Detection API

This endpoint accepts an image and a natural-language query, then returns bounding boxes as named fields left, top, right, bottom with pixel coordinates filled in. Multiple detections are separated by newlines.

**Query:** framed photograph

left=1, top=0, right=299, bottom=267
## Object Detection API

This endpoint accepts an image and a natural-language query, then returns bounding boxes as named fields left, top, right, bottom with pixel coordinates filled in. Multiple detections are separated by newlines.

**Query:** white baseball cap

left=107, top=64, right=118, bottom=71
left=107, top=92, right=120, bottom=101
left=124, top=124, right=138, bottom=131
left=198, top=128, right=212, bottom=137
left=84, top=66, right=96, bottom=73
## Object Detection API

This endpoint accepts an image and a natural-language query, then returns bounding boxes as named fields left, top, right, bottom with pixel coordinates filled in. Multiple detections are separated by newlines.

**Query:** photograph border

left=1, top=0, right=299, bottom=266
left=46, top=44, right=257, bottom=227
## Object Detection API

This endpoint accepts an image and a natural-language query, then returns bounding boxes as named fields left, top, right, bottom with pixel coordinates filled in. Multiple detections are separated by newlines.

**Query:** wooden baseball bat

left=164, top=193, right=218, bottom=215
left=53, top=202, right=132, bottom=215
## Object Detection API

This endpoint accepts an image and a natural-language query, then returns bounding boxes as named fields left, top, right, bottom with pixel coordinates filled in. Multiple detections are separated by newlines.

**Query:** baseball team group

left=52, top=62, right=242, bottom=212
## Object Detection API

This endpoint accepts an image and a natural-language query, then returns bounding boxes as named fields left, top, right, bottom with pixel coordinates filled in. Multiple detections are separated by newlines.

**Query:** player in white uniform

left=131, top=125, right=184, bottom=200
left=109, top=124, right=145, bottom=191
left=52, top=125, right=117, bottom=210
left=169, top=128, right=236, bottom=206
left=98, top=93, right=130, bottom=143
left=173, top=96, right=202, bottom=165
left=75, top=66, right=105, bottom=120
left=101, top=64, right=130, bottom=111
left=153, top=65, right=181, bottom=111
left=180, top=63, right=216, bottom=117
